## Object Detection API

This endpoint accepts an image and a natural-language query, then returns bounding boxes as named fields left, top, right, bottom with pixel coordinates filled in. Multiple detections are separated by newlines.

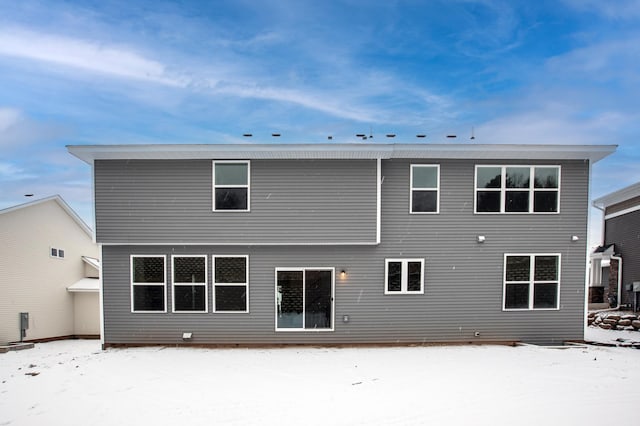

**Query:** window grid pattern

left=504, top=254, right=560, bottom=310
left=475, top=165, right=560, bottom=214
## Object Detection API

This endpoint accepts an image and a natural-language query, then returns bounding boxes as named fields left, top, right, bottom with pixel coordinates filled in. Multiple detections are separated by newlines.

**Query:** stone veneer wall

left=588, top=311, right=640, bottom=331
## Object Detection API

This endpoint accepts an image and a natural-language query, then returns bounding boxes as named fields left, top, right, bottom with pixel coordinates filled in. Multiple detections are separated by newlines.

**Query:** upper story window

left=475, top=166, right=560, bottom=214
left=50, top=247, right=65, bottom=259
left=410, top=165, right=439, bottom=214
left=131, top=255, right=166, bottom=313
left=503, top=254, right=560, bottom=310
left=213, top=161, right=250, bottom=211
left=384, top=259, right=425, bottom=295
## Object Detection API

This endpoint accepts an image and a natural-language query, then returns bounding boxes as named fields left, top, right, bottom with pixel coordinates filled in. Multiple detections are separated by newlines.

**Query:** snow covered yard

left=2, top=329, right=640, bottom=426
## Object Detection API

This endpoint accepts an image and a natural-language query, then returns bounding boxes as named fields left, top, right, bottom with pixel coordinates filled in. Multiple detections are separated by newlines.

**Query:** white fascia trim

left=604, top=204, right=640, bottom=220
left=99, top=241, right=380, bottom=246
left=593, top=181, right=640, bottom=209
left=67, top=143, right=617, bottom=164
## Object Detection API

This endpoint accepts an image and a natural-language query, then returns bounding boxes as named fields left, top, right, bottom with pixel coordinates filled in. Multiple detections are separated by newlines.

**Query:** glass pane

left=534, top=256, right=558, bottom=281
left=505, top=283, right=529, bottom=309
left=387, top=262, right=402, bottom=292
left=215, top=257, right=246, bottom=283
left=534, top=283, right=558, bottom=309
left=58, top=249, right=65, bottom=258
left=534, top=192, right=558, bottom=212
left=215, top=188, right=248, bottom=210
left=305, top=270, right=332, bottom=329
left=412, top=191, right=437, bottom=212
left=412, top=166, right=438, bottom=188
left=476, top=191, right=500, bottom=212
left=174, top=285, right=206, bottom=311
left=476, top=167, right=501, bottom=188
left=133, top=257, right=164, bottom=283
left=534, top=167, right=558, bottom=189
left=174, top=257, right=206, bottom=283
left=506, top=256, right=530, bottom=281
left=277, top=271, right=303, bottom=328
left=215, top=286, right=247, bottom=311
left=133, top=285, right=164, bottom=311
left=407, top=262, right=422, bottom=292
left=215, top=163, right=248, bottom=185
left=51, top=248, right=58, bottom=257
left=505, top=191, right=529, bottom=212
left=506, top=167, right=530, bottom=188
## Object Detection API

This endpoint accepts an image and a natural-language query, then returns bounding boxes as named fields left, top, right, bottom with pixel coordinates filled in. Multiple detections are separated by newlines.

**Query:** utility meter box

left=20, top=312, right=29, bottom=330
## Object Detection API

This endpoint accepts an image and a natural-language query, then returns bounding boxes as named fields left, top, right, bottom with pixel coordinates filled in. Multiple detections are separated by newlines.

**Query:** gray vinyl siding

left=94, top=159, right=377, bottom=244
left=101, top=159, right=589, bottom=346
left=604, top=209, right=640, bottom=305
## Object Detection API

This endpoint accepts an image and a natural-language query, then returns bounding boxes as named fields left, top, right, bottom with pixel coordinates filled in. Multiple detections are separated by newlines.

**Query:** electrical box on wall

left=20, top=312, right=29, bottom=330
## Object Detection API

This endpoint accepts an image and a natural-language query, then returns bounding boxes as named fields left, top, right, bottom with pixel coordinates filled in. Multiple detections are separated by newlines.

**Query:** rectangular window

left=50, top=247, right=65, bottom=259
left=131, top=255, right=166, bottom=312
left=384, top=259, right=425, bottom=294
left=172, top=255, right=207, bottom=313
left=213, top=161, right=250, bottom=211
left=410, top=164, right=440, bottom=213
left=213, top=255, right=249, bottom=312
left=475, top=166, right=560, bottom=214
left=503, top=254, right=560, bottom=310
left=276, top=268, right=334, bottom=331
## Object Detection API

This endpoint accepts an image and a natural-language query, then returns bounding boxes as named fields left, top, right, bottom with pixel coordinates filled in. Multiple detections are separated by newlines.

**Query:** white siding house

left=0, top=195, right=99, bottom=344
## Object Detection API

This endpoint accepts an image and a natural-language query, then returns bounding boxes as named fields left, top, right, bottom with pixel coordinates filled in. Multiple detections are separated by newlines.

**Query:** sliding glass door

left=276, top=268, right=334, bottom=331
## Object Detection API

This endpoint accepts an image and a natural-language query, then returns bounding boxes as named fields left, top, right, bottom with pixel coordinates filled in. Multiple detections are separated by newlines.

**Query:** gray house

left=68, top=143, right=615, bottom=347
left=591, top=182, right=640, bottom=310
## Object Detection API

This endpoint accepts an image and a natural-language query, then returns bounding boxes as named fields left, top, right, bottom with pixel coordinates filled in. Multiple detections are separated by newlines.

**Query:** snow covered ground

left=1, top=327, right=639, bottom=426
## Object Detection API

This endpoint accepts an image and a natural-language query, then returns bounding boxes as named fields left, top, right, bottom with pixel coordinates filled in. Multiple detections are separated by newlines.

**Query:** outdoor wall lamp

left=571, top=235, right=580, bottom=242
left=182, top=332, right=193, bottom=340
left=477, top=235, right=486, bottom=243
left=340, top=270, right=347, bottom=279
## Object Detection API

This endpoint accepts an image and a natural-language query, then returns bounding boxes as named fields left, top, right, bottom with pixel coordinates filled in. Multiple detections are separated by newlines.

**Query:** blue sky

left=1, top=0, right=639, bottom=245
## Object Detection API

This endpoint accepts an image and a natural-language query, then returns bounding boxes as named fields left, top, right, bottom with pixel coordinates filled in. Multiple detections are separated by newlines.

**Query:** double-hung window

left=385, top=259, right=425, bottom=294
left=475, top=166, right=560, bottom=213
left=410, top=165, right=439, bottom=213
left=213, top=255, right=249, bottom=312
left=131, top=255, right=166, bottom=312
left=503, top=254, right=560, bottom=310
left=213, top=161, right=250, bottom=211
left=172, top=255, right=207, bottom=313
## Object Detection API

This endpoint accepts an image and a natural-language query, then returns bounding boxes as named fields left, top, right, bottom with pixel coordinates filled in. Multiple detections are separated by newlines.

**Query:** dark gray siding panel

left=102, top=159, right=589, bottom=346
left=95, top=159, right=377, bottom=244
left=605, top=209, right=640, bottom=304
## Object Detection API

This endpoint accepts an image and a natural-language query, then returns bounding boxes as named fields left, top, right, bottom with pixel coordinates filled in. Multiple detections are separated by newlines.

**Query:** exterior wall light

left=182, top=332, right=193, bottom=340
left=340, top=270, right=347, bottom=279
left=477, top=235, right=486, bottom=243
left=571, top=235, right=579, bottom=242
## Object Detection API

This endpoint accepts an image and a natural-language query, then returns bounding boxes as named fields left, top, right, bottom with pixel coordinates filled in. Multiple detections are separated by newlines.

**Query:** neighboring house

left=591, top=182, right=640, bottom=310
left=68, top=143, right=615, bottom=347
left=0, top=195, right=100, bottom=345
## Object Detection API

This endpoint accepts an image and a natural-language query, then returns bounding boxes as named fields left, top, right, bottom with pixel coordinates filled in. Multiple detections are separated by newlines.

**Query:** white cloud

left=0, top=28, right=186, bottom=87
left=562, top=0, right=640, bottom=19
left=0, top=107, right=67, bottom=148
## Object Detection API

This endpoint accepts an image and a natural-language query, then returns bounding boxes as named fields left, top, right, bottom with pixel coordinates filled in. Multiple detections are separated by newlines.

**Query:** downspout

left=592, top=203, right=622, bottom=312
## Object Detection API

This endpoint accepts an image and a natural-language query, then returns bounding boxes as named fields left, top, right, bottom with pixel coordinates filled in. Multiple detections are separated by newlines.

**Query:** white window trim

left=410, top=164, right=440, bottom=214
left=384, top=258, right=425, bottom=295
left=274, top=267, right=335, bottom=332
left=171, top=255, right=208, bottom=314
left=212, top=160, right=250, bottom=212
left=50, top=246, right=66, bottom=259
left=213, top=255, right=249, bottom=313
left=130, top=255, right=167, bottom=313
left=474, top=165, right=561, bottom=214
left=502, top=253, right=561, bottom=311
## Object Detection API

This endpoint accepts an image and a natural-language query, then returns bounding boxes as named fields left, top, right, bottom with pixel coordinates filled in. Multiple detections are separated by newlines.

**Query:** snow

left=1, top=329, right=639, bottom=426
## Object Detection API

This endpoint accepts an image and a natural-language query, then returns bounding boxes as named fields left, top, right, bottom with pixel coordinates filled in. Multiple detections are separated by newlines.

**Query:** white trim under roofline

left=593, top=181, right=640, bottom=209
left=67, top=143, right=617, bottom=164
left=99, top=241, right=380, bottom=246
left=604, top=204, right=640, bottom=220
